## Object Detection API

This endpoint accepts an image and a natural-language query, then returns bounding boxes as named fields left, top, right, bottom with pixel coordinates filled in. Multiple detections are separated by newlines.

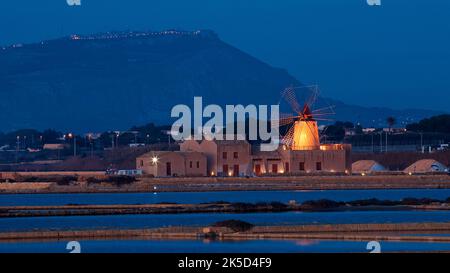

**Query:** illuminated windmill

left=278, top=86, right=334, bottom=150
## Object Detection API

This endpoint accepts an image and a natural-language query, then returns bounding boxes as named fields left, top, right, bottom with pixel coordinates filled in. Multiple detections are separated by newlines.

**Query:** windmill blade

left=320, top=125, right=330, bottom=142
left=278, top=113, right=299, bottom=127
left=305, top=85, right=320, bottom=109
left=312, top=105, right=335, bottom=115
left=281, top=87, right=302, bottom=114
left=282, top=123, right=295, bottom=147
left=314, top=118, right=335, bottom=122
left=311, top=112, right=333, bottom=117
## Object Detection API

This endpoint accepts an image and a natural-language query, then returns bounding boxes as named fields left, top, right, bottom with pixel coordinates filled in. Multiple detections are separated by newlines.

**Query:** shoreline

left=2, top=223, right=450, bottom=243
left=0, top=201, right=448, bottom=218
left=1, top=174, right=450, bottom=194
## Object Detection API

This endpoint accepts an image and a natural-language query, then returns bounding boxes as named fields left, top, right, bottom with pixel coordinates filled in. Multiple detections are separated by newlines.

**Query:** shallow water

left=2, top=189, right=450, bottom=206
left=1, top=238, right=450, bottom=253
left=1, top=210, right=450, bottom=232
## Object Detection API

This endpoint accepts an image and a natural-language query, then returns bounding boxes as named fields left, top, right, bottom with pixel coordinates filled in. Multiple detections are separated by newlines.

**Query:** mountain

left=0, top=30, right=443, bottom=132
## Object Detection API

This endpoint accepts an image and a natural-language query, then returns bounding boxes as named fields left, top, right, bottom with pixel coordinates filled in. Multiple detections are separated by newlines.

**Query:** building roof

left=210, top=139, right=250, bottom=146
left=252, top=150, right=282, bottom=158
left=43, top=144, right=66, bottom=150
left=137, top=151, right=205, bottom=159
left=352, top=160, right=387, bottom=173
left=404, top=159, right=448, bottom=173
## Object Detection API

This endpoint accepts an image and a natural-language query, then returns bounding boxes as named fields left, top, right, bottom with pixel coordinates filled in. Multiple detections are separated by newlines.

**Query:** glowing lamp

left=151, top=156, right=159, bottom=165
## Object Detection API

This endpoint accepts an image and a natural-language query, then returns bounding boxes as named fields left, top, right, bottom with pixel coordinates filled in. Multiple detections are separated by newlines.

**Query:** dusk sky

left=1, top=0, right=449, bottom=112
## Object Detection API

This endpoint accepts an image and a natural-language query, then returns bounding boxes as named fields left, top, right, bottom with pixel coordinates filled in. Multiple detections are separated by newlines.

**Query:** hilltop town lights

left=171, top=97, right=280, bottom=151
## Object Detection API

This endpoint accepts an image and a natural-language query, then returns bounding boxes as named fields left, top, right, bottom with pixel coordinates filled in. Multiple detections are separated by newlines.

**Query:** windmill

left=278, top=85, right=335, bottom=150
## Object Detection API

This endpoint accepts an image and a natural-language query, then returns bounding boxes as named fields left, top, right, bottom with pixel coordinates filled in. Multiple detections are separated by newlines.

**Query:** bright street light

left=151, top=156, right=159, bottom=165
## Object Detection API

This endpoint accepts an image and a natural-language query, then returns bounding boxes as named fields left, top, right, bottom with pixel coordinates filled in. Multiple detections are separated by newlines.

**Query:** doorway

left=272, top=164, right=278, bottom=173
left=233, top=165, right=239, bottom=177
left=255, top=164, right=261, bottom=175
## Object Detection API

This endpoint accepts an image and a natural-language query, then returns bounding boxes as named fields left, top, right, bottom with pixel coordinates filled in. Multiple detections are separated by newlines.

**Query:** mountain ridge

left=0, top=30, right=443, bottom=133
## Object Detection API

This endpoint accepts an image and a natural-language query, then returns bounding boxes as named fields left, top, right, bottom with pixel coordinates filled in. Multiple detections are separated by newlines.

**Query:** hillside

left=0, top=30, right=442, bottom=132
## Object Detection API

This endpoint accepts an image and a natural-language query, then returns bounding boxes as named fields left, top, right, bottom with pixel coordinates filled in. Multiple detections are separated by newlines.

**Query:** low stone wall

left=1, top=174, right=450, bottom=194
left=141, top=174, right=450, bottom=184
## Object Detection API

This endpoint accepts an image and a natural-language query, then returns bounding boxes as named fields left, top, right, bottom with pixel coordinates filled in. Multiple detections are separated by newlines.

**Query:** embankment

left=2, top=223, right=450, bottom=243
left=1, top=197, right=449, bottom=218
left=1, top=174, right=450, bottom=194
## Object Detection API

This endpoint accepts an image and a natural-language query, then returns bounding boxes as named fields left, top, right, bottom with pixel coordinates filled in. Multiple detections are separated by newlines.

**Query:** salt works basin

left=2, top=238, right=450, bottom=253
left=2, top=189, right=450, bottom=206
left=2, top=210, right=450, bottom=233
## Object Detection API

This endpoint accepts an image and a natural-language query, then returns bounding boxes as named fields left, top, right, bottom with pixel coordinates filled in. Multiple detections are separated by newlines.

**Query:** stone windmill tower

left=279, top=86, right=334, bottom=150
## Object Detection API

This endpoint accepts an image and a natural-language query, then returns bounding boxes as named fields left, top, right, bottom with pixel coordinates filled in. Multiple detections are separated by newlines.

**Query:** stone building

left=136, top=151, right=207, bottom=177
left=252, top=144, right=352, bottom=175
left=180, top=139, right=252, bottom=176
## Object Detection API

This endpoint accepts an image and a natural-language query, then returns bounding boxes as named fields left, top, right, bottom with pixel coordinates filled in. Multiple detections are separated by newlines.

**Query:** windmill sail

left=279, top=85, right=333, bottom=151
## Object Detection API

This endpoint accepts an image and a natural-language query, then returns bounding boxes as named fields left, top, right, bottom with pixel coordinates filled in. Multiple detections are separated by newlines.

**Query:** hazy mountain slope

left=0, top=30, right=442, bottom=132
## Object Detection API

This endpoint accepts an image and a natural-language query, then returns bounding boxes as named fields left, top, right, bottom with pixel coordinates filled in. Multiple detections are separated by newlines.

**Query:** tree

left=386, top=116, right=396, bottom=133
left=41, top=129, right=62, bottom=144
left=323, top=121, right=355, bottom=141
left=406, top=114, right=450, bottom=134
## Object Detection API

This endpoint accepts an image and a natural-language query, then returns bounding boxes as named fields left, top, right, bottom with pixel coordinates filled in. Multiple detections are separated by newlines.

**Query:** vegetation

left=301, top=199, right=341, bottom=209
left=301, top=198, right=445, bottom=210
left=13, top=175, right=78, bottom=184
left=386, top=116, right=396, bottom=132
left=0, top=129, right=61, bottom=149
left=213, top=220, right=254, bottom=232
left=406, top=114, right=450, bottom=134
left=323, top=121, right=362, bottom=141
left=86, top=175, right=136, bottom=186
left=0, top=123, right=172, bottom=151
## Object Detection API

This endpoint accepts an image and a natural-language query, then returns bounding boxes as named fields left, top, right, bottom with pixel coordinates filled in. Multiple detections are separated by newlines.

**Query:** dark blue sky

left=1, top=0, right=449, bottom=112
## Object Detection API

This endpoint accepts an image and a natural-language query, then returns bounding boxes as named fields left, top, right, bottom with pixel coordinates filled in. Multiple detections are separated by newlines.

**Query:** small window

left=140, top=160, right=144, bottom=167
left=233, top=152, right=238, bottom=159
left=316, top=162, right=322, bottom=171
left=299, top=162, right=305, bottom=171
left=223, top=152, right=227, bottom=159
left=189, top=161, right=193, bottom=168
left=196, top=161, right=200, bottom=168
